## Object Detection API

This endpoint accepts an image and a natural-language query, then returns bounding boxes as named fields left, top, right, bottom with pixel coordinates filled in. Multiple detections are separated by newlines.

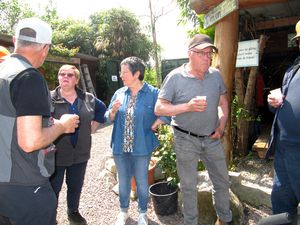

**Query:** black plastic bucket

left=149, top=181, right=178, bottom=216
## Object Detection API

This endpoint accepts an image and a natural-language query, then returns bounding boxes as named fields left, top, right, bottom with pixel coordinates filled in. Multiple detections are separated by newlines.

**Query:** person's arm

left=11, top=70, right=79, bottom=152
left=154, top=97, right=207, bottom=116
left=17, top=114, right=79, bottom=153
left=151, top=118, right=166, bottom=132
left=91, top=97, right=107, bottom=133
left=91, top=121, right=100, bottom=134
left=107, top=99, right=122, bottom=122
left=210, top=94, right=228, bottom=139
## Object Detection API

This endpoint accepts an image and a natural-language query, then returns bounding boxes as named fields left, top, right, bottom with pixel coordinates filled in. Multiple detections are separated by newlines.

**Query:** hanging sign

left=111, top=75, right=118, bottom=82
left=204, top=0, right=238, bottom=29
left=236, top=39, right=259, bottom=68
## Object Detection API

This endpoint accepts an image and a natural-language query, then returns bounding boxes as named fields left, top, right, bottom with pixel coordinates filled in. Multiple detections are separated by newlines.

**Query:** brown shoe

left=215, top=218, right=233, bottom=225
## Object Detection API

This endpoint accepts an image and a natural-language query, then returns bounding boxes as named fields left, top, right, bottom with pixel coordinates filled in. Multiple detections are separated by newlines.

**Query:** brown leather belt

left=174, top=126, right=209, bottom=138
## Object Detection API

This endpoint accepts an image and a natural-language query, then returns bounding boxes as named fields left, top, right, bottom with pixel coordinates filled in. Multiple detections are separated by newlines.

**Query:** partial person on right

left=266, top=19, right=300, bottom=224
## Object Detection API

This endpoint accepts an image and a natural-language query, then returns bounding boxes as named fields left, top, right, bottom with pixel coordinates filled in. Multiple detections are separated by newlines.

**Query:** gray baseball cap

left=15, top=17, right=52, bottom=44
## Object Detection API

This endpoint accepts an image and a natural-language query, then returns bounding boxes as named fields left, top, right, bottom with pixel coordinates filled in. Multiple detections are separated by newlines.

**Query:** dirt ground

left=56, top=124, right=273, bottom=225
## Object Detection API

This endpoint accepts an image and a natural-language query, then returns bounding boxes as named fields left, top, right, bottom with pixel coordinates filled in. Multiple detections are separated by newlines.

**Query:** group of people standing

left=0, top=16, right=299, bottom=225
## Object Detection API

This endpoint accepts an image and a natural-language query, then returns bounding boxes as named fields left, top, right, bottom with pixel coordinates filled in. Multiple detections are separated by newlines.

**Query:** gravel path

left=56, top=124, right=271, bottom=225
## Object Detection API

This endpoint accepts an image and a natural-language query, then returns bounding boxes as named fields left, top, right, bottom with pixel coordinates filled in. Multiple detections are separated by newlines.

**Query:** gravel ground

left=56, top=124, right=272, bottom=225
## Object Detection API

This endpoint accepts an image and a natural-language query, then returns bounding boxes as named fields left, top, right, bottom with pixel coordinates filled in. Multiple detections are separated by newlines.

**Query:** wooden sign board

left=204, top=0, right=238, bottom=29
left=236, top=39, right=259, bottom=68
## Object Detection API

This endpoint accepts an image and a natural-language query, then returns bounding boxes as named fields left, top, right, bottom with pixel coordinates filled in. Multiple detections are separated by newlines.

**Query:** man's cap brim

left=190, top=43, right=218, bottom=52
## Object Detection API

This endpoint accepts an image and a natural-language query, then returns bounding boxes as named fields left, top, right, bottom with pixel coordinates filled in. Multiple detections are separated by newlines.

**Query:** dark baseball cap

left=188, top=34, right=218, bottom=52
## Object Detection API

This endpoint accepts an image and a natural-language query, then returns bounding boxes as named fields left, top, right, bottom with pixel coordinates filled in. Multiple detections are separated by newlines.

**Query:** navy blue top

left=267, top=57, right=300, bottom=158
left=276, top=56, right=300, bottom=144
left=66, top=96, right=106, bottom=147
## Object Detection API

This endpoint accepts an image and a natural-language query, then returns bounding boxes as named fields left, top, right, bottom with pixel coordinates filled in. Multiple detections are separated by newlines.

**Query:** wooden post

left=212, top=10, right=239, bottom=164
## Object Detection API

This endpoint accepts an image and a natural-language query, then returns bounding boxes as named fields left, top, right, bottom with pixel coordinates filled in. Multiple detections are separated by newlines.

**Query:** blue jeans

left=114, top=153, right=151, bottom=213
left=174, top=129, right=232, bottom=225
left=272, top=138, right=300, bottom=216
left=50, top=161, right=87, bottom=212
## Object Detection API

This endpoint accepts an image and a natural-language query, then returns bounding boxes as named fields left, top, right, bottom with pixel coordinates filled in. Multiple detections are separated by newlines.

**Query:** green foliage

left=41, top=62, right=60, bottom=90
left=175, top=0, right=198, bottom=27
left=91, top=8, right=153, bottom=62
left=175, top=0, right=215, bottom=40
left=144, top=67, right=157, bottom=87
left=153, top=125, right=179, bottom=187
left=40, top=0, right=59, bottom=22
left=231, top=95, right=261, bottom=150
left=51, top=18, right=94, bottom=55
left=231, top=95, right=260, bottom=124
left=49, top=44, right=78, bottom=57
left=0, top=0, right=35, bottom=34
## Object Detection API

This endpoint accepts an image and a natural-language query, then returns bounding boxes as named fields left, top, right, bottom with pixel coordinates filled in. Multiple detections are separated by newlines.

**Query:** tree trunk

left=149, top=0, right=161, bottom=87
left=234, top=68, right=244, bottom=105
left=236, top=67, right=258, bottom=155
left=212, top=10, right=239, bottom=164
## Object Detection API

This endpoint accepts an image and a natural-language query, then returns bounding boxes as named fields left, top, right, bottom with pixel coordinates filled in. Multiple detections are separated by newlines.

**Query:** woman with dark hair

left=105, top=57, right=169, bottom=225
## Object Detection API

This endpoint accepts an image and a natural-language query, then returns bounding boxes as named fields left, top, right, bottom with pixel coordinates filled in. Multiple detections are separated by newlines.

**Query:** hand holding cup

left=193, top=96, right=207, bottom=112
left=268, top=88, right=283, bottom=108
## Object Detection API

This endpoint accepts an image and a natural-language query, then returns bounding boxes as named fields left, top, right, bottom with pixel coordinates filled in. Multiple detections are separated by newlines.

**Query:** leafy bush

left=153, top=124, right=179, bottom=187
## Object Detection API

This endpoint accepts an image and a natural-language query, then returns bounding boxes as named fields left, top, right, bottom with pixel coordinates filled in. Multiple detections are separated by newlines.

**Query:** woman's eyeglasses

left=59, top=73, right=75, bottom=78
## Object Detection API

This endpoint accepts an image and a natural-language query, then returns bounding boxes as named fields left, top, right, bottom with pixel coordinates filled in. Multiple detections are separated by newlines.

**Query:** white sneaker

left=137, top=213, right=148, bottom=225
left=115, top=211, right=129, bottom=225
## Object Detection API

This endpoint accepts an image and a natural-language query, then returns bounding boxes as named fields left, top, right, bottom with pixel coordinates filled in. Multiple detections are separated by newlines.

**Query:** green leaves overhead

left=92, top=8, right=153, bottom=61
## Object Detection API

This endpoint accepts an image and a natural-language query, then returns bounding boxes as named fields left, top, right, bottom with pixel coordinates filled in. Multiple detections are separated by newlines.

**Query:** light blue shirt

left=105, top=82, right=170, bottom=156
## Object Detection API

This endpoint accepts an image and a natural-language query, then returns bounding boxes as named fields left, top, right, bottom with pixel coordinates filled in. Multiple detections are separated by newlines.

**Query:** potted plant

left=149, top=124, right=179, bottom=216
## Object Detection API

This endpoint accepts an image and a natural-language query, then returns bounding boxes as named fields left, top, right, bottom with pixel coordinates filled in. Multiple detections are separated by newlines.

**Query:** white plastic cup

left=116, top=93, right=125, bottom=104
left=196, top=96, right=207, bottom=100
left=270, top=88, right=283, bottom=103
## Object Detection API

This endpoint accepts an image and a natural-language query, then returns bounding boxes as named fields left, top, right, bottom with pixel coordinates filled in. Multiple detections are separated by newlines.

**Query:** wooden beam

left=189, top=0, right=222, bottom=15
left=239, top=0, right=288, bottom=9
left=46, top=55, right=80, bottom=65
left=248, top=16, right=300, bottom=31
left=190, top=0, right=288, bottom=14
left=212, top=10, right=239, bottom=163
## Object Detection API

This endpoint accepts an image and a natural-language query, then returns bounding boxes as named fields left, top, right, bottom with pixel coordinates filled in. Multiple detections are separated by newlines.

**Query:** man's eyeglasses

left=59, top=73, right=75, bottom=78
left=190, top=49, right=216, bottom=59
left=43, top=44, right=52, bottom=50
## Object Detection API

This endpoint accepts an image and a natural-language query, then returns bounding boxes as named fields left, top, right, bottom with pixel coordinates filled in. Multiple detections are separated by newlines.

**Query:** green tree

left=144, top=67, right=158, bottom=87
left=175, top=0, right=215, bottom=39
left=91, top=8, right=153, bottom=62
left=51, top=18, right=94, bottom=55
left=0, top=0, right=35, bottom=34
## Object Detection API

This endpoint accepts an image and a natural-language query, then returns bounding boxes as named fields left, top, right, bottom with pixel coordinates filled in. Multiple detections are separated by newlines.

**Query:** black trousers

left=0, top=182, right=57, bottom=225
left=50, top=161, right=88, bottom=212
